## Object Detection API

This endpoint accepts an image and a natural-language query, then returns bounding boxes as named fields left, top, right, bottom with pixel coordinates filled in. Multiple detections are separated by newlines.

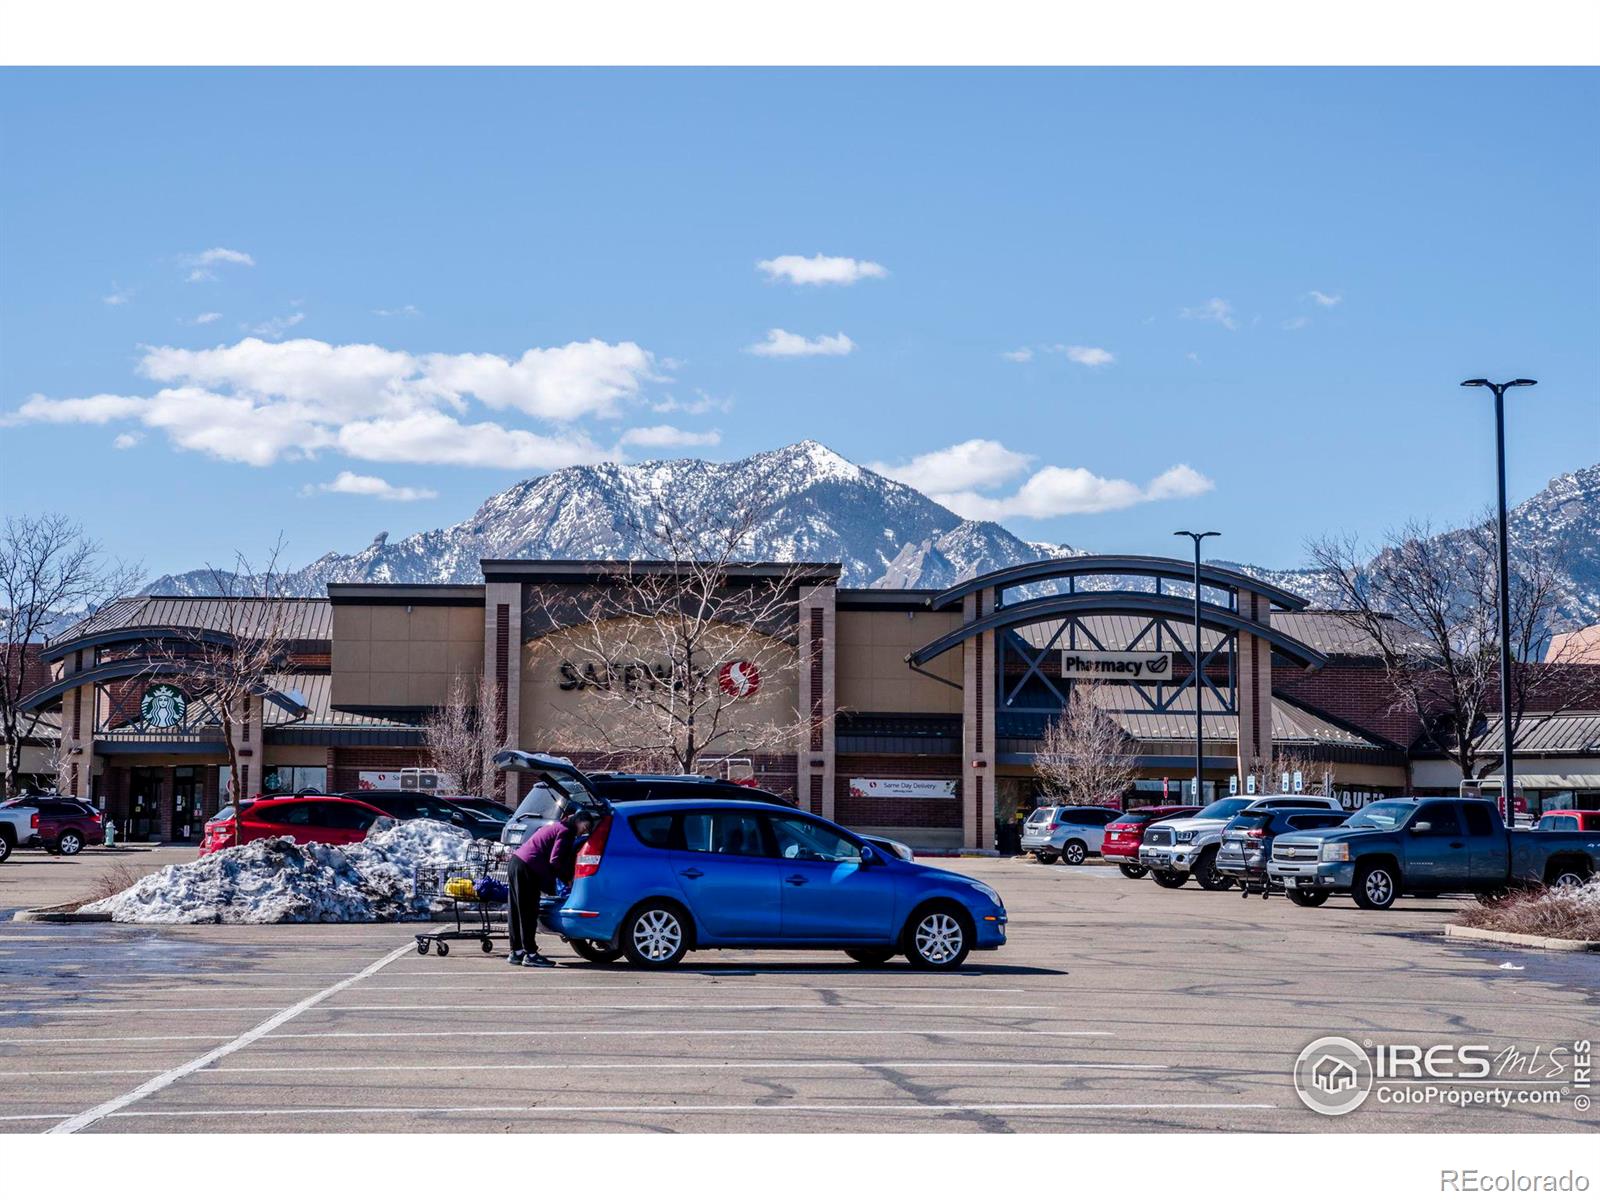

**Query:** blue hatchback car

left=498, top=753, right=1006, bottom=970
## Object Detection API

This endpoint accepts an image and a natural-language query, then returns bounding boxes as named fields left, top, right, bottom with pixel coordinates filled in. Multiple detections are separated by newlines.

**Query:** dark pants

left=507, top=856, right=545, bottom=956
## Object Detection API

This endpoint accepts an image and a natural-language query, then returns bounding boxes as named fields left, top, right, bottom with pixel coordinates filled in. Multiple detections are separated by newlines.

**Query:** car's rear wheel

left=902, top=905, right=971, bottom=970
left=58, top=831, right=83, bottom=856
left=568, top=938, right=625, bottom=964
left=1286, top=888, right=1329, bottom=907
left=1192, top=848, right=1234, bottom=891
left=1547, top=865, right=1591, bottom=890
left=1151, top=870, right=1187, bottom=888
left=1061, top=840, right=1087, bottom=865
left=0, top=834, right=13, bottom=863
left=1352, top=863, right=1398, bottom=910
left=845, top=947, right=896, bottom=965
left=1118, top=864, right=1148, bottom=879
left=621, top=901, right=691, bottom=968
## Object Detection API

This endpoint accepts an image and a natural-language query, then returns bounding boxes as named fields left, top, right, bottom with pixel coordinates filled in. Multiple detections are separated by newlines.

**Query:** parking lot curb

left=1444, top=924, right=1600, bottom=952
left=12, top=906, right=112, bottom=924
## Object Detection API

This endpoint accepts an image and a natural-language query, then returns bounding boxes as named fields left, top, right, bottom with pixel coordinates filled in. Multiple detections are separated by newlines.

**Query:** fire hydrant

left=104, top=817, right=117, bottom=848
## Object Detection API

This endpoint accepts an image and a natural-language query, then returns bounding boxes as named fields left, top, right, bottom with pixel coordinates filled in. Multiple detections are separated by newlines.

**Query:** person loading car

left=506, top=807, right=594, bottom=967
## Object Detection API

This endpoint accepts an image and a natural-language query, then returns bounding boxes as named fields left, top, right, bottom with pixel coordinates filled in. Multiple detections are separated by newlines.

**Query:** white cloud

left=103, top=284, right=133, bottom=306
left=191, top=312, right=222, bottom=325
left=618, top=425, right=722, bottom=449
left=10, top=335, right=650, bottom=472
left=1281, top=316, right=1310, bottom=331
left=746, top=329, right=855, bottom=358
left=756, top=254, right=887, bottom=286
left=184, top=246, right=255, bottom=282
left=875, top=439, right=1214, bottom=520
left=869, top=439, right=1033, bottom=495
left=246, top=312, right=306, bottom=339
left=1308, top=290, right=1342, bottom=307
left=1000, top=348, right=1034, bottom=363
left=309, top=471, right=438, bottom=502
left=112, top=432, right=144, bottom=450
left=1055, top=344, right=1115, bottom=367
left=1179, top=298, right=1238, bottom=330
left=651, top=390, right=733, bottom=416
left=374, top=304, right=421, bottom=318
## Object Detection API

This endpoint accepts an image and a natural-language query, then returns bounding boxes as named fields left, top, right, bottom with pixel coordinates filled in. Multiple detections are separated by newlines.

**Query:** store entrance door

left=172, top=766, right=202, bottom=842
left=127, top=767, right=162, bottom=841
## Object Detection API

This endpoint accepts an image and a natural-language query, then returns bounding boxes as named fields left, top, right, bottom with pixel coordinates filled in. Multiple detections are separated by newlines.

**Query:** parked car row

left=0, top=794, right=105, bottom=861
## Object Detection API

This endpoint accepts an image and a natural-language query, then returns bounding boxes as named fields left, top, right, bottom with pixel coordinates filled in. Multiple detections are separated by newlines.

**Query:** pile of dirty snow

left=81, top=819, right=488, bottom=924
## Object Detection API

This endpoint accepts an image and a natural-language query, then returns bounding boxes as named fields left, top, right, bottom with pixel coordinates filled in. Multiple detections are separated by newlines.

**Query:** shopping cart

left=413, top=843, right=510, bottom=957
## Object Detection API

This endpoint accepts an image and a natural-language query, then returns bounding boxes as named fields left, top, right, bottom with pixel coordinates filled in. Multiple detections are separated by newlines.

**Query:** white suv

left=1021, top=806, right=1123, bottom=865
left=1139, top=795, right=1341, bottom=890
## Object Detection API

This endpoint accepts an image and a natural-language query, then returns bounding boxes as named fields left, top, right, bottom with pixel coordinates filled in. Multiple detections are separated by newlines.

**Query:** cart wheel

left=480, top=938, right=494, bottom=954
left=436, top=940, right=450, bottom=956
left=415, top=939, right=429, bottom=955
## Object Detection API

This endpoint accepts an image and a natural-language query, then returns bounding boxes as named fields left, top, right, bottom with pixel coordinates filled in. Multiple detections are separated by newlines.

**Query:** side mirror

left=1410, top=821, right=1432, bottom=834
left=859, top=844, right=877, bottom=866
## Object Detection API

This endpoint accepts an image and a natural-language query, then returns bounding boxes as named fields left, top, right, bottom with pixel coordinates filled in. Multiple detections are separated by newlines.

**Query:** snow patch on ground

left=81, top=819, right=486, bottom=924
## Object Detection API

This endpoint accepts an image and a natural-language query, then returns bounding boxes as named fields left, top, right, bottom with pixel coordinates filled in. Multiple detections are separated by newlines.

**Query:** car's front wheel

left=902, top=905, right=971, bottom=970
left=1118, top=864, right=1148, bottom=879
left=1035, top=850, right=1058, bottom=865
left=1286, top=888, right=1329, bottom=907
left=57, top=832, right=84, bottom=856
left=1352, top=863, right=1399, bottom=910
left=620, top=901, right=691, bottom=968
left=1151, top=870, right=1187, bottom=888
left=1061, top=840, right=1087, bottom=865
left=845, top=947, right=896, bottom=966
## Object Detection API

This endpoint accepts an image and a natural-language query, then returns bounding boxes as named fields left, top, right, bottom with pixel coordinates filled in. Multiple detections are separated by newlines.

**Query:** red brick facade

left=835, top=754, right=963, bottom=829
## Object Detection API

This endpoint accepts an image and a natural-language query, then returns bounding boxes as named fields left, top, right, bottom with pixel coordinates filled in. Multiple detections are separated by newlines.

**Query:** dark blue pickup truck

left=1266, top=797, right=1598, bottom=909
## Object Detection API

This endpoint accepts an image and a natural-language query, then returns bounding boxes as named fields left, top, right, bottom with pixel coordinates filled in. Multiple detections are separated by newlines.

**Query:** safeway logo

left=718, top=660, right=761, bottom=698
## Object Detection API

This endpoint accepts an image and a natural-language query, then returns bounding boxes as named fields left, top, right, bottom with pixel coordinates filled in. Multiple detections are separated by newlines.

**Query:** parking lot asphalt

left=0, top=856, right=1594, bottom=1134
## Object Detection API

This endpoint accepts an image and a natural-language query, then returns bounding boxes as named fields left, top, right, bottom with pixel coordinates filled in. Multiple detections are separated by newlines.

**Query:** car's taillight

left=30, top=813, right=39, bottom=829
left=574, top=815, right=612, bottom=878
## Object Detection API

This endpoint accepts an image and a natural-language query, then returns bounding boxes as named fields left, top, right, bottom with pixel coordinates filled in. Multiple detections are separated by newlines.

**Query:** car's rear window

left=1026, top=808, right=1052, bottom=823
left=1230, top=814, right=1271, bottom=832
left=630, top=813, right=675, bottom=849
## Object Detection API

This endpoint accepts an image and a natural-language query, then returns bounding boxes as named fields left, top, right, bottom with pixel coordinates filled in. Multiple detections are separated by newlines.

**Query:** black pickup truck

left=1266, top=797, right=1598, bottom=909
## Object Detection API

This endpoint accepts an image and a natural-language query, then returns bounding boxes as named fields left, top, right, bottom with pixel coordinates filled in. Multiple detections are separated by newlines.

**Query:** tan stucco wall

left=835, top=609, right=962, bottom=714
left=331, top=604, right=485, bottom=708
left=519, top=620, right=801, bottom=752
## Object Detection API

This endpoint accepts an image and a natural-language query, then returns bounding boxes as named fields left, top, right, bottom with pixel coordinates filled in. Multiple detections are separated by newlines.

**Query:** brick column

left=484, top=582, right=523, bottom=805
left=960, top=588, right=997, bottom=851
left=798, top=583, right=837, bottom=819
left=230, top=693, right=264, bottom=803
left=1235, top=589, right=1274, bottom=779
left=59, top=682, right=96, bottom=794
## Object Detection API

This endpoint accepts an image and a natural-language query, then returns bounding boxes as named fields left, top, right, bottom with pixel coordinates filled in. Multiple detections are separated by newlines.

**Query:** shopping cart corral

left=413, top=843, right=511, bottom=956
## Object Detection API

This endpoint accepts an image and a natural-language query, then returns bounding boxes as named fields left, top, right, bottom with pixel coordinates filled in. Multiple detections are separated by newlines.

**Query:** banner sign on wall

left=1059, top=650, right=1174, bottom=681
left=358, top=771, right=404, bottom=789
left=848, top=778, right=958, bottom=800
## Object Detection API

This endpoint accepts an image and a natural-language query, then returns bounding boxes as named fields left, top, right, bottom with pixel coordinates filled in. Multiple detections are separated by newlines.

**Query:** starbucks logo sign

left=141, top=684, right=187, bottom=728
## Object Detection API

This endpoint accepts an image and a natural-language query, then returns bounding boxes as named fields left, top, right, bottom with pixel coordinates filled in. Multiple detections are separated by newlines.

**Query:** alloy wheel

left=913, top=912, right=965, bottom=964
left=60, top=833, right=82, bottom=855
left=1364, top=869, right=1394, bottom=906
left=1552, top=870, right=1587, bottom=890
left=633, top=909, right=683, bottom=962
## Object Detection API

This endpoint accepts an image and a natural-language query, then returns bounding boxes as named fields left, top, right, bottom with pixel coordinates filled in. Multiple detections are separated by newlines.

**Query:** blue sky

left=2, top=68, right=1596, bottom=578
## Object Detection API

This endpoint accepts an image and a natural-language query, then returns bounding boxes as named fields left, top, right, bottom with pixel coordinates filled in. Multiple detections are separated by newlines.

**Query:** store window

left=262, top=766, right=329, bottom=795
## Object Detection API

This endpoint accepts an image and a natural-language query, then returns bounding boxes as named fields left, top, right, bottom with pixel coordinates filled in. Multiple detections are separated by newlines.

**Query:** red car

left=1536, top=809, right=1600, bottom=832
left=1101, top=805, right=1200, bottom=878
left=200, top=794, right=388, bottom=856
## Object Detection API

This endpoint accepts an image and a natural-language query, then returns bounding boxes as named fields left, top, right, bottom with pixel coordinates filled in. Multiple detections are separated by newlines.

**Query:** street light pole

left=1174, top=530, right=1220, bottom=805
left=1460, top=378, right=1537, bottom=836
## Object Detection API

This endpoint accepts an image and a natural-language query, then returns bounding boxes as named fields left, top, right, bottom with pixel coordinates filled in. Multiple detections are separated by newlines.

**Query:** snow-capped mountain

left=143, top=446, right=1600, bottom=629
left=145, top=441, right=1081, bottom=594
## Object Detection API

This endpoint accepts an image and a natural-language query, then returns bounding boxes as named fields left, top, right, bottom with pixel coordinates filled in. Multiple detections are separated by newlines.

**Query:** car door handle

left=680, top=868, right=704, bottom=880
left=785, top=875, right=808, bottom=886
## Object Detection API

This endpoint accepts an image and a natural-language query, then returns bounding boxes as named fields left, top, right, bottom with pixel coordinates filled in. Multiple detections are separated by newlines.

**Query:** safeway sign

left=717, top=660, right=761, bottom=698
left=1060, top=649, right=1174, bottom=681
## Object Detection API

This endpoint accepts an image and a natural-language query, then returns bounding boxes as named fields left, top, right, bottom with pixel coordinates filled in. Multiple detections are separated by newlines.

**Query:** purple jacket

left=511, top=820, right=574, bottom=888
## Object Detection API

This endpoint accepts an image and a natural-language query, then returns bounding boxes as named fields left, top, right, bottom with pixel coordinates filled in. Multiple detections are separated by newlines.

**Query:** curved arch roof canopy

left=930, top=554, right=1312, bottom=613
left=18, top=659, right=311, bottom=718
left=906, top=592, right=1328, bottom=670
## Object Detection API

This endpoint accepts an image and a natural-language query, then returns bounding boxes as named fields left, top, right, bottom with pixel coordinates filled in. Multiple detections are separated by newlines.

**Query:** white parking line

left=44, top=942, right=416, bottom=1135
left=95, top=1101, right=1276, bottom=1119
left=0, top=1002, right=1061, bottom=1017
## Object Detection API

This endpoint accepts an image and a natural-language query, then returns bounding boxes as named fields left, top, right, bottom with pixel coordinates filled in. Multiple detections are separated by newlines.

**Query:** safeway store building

left=20, top=553, right=1600, bottom=851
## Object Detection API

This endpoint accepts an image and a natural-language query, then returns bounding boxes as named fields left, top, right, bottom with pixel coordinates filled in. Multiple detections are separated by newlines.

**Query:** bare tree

left=1034, top=679, right=1138, bottom=808
left=0, top=514, right=140, bottom=793
left=423, top=671, right=500, bottom=797
left=524, top=482, right=820, bottom=780
left=1308, top=516, right=1598, bottom=785
left=145, top=541, right=298, bottom=807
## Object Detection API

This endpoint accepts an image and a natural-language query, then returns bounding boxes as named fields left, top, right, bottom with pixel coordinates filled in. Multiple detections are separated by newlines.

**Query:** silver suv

left=1021, top=806, right=1123, bottom=865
